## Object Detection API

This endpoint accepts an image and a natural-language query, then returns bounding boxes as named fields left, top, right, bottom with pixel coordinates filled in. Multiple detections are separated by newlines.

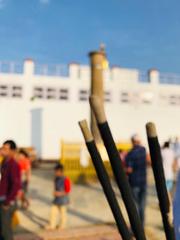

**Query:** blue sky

left=0, top=0, right=180, bottom=73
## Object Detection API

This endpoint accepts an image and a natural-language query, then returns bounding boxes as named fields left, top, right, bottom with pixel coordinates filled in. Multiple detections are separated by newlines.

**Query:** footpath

left=14, top=165, right=165, bottom=239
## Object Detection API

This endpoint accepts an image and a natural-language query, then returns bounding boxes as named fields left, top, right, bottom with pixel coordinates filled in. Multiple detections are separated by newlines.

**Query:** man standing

left=0, top=140, right=21, bottom=240
left=125, top=134, right=147, bottom=225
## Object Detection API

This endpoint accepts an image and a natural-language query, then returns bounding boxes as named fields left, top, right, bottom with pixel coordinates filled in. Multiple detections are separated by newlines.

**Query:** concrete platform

left=15, top=225, right=120, bottom=240
left=14, top=225, right=162, bottom=240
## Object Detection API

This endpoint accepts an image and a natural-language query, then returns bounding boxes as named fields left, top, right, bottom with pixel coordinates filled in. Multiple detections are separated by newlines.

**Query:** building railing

left=139, top=71, right=149, bottom=83
left=0, top=61, right=69, bottom=77
left=1, top=61, right=180, bottom=85
left=34, top=64, right=69, bottom=77
left=0, top=61, right=23, bottom=74
left=160, top=73, right=180, bottom=85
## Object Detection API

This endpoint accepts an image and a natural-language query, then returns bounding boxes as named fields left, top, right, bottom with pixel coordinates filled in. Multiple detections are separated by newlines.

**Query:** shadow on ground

left=68, top=207, right=106, bottom=225
left=23, top=210, right=48, bottom=228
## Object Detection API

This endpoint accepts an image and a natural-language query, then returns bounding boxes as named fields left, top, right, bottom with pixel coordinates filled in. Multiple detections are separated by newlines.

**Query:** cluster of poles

left=78, top=95, right=175, bottom=240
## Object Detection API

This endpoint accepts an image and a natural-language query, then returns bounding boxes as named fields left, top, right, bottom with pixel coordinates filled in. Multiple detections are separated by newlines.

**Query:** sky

left=0, top=0, right=180, bottom=73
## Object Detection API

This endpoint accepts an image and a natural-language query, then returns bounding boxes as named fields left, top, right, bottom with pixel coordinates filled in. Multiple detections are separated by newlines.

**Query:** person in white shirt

left=161, top=141, right=175, bottom=195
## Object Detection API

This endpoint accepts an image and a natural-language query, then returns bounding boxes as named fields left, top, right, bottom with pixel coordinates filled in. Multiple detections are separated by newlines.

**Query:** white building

left=0, top=59, right=180, bottom=159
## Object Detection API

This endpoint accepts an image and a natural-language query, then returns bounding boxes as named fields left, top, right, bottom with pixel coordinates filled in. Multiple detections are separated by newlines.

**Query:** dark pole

left=79, top=120, right=132, bottom=240
left=89, top=95, right=147, bottom=240
left=146, top=122, right=175, bottom=240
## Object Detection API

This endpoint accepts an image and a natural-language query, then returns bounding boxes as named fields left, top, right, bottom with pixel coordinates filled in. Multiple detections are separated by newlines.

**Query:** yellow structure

left=61, top=140, right=131, bottom=182
left=0, top=156, right=3, bottom=164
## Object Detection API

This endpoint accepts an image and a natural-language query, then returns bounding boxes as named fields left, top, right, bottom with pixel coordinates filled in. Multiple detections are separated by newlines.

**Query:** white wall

left=0, top=61, right=180, bottom=159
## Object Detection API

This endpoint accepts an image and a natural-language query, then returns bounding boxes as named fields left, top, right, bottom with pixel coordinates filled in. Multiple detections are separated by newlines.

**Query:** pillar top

left=148, top=68, right=159, bottom=73
left=24, top=58, right=34, bottom=62
left=89, top=51, right=106, bottom=57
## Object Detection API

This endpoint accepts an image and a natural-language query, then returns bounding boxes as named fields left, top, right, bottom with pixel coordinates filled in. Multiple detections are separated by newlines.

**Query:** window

left=0, top=92, right=8, bottom=97
left=0, top=85, right=8, bottom=97
left=33, top=87, right=44, bottom=99
left=12, top=86, right=22, bottom=91
left=12, top=93, right=22, bottom=98
left=46, top=88, right=56, bottom=99
left=104, top=91, right=111, bottom=102
left=34, top=87, right=43, bottom=92
left=121, top=92, right=129, bottom=103
left=0, top=85, right=7, bottom=90
left=169, top=95, right=177, bottom=105
left=142, top=99, right=151, bottom=104
left=59, top=88, right=69, bottom=100
left=79, top=89, right=89, bottom=101
left=12, top=85, right=22, bottom=98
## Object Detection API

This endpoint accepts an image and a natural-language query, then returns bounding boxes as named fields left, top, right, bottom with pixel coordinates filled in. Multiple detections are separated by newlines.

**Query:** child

left=45, top=163, right=71, bottom=230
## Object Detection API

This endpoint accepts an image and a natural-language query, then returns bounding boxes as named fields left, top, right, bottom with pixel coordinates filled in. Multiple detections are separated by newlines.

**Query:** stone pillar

left=89, top=50, right=105, bottom=143
left=148, top=69, right=159, bottom=85
left=24, top=59, right=35, bottom=76
left=69, top=63, right=79, bottom=79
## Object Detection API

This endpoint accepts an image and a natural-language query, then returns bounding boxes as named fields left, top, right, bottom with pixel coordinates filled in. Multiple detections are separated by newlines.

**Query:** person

left=172, top=137, right=180, bottom=183
left=0, top=148, right=4, bottom=181
left=17, top=149, right=31, bottom=209
left=125, top=134, right=147, bottom=225
left=173, top=137, right=180, bottom=160
left=161, top=141, right=175, bottom=196
left=0, top=148, right=3, bottom=166
left=173, top=166, right=180, bottom=239
left=0, top=140, right=21, bottom=240
left=119, top=149, right=128, bottom=169
left=45, top=163, right=71, bottom=230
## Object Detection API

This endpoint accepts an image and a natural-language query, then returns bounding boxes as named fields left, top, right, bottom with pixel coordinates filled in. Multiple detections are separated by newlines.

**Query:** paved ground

left=15, top=226, right=120, bottom=240
left=14, top=163, right=166, bottom=239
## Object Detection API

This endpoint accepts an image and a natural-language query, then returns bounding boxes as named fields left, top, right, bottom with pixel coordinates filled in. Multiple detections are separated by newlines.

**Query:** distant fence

left=160, top=73, right=180, bottom=85
left=139, top=71, right=149, bottom=83
left=139, top=71, right=180, bottom=85
left=0, top=61, right=23, bottom=74
left=60, top=140, right=131, bottom=183
left=34, top=64, right=69, bottom=77
left=1, top=60, right=180, bottom=85
left=0, top=61, right=69, bottom=77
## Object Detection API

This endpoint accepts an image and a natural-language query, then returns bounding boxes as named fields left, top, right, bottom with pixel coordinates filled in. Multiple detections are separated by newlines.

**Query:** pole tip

left=146, top=122, right=157, bottom=138
left=78, top=120, right=93, bottom=142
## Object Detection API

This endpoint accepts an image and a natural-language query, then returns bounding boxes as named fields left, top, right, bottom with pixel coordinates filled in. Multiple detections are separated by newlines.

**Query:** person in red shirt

left=45, top=163, right=71, bottom=230
left=0, top=140, right=21, bottom=240
left=17, top=149, right=31, bottom=209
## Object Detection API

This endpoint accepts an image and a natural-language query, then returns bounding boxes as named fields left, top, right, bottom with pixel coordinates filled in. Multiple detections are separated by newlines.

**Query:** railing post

left=148, top=69, right=159, bottom=84
left=24, top=59, right=35, bottom=76
left=69, top=63, right=79, bottom=79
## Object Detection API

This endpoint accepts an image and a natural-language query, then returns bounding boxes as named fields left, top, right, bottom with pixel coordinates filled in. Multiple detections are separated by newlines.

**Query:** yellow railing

left=61, top=140, right=131, bottom=183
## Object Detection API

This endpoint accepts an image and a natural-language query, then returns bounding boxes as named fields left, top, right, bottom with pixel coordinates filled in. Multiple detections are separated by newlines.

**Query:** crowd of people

left=0, top=137, right=180, bottom=239
left=0, top=140, right=71, bottom=240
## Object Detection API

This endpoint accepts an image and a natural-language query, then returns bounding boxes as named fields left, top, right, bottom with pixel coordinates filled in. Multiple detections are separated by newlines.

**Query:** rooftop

left=0, top=60, right=180, bottom=85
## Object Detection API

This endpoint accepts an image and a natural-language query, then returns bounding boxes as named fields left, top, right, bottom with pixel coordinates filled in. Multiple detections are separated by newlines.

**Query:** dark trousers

left=132, top=186, right=146, bottom=225
left=0, top=204, right=16, bottom=240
